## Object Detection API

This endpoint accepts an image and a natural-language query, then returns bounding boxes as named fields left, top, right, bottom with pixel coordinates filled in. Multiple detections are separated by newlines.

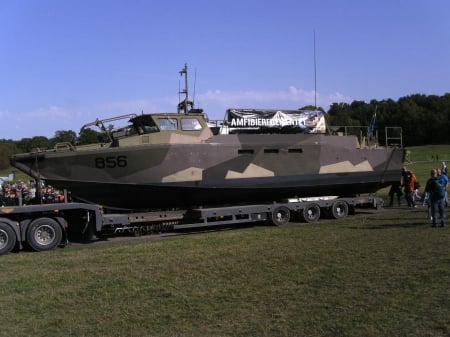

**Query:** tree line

left=326, top=93, right=450, bottom=147
left=0, top=129, right=107, bottom=170
left=1, top=93, right=449, bottom=170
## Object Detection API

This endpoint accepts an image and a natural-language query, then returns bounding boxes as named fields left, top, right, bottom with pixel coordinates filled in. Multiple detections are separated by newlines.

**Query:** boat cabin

left=80, top=111, right=214, bottom=148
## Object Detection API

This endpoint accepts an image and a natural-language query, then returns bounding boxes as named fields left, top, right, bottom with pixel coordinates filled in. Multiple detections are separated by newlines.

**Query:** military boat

left=10, top=66, right=405, bottom=210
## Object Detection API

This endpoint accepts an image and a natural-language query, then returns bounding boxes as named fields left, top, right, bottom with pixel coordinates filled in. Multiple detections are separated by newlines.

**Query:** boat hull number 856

left=95, top=156, right=128, bottom=168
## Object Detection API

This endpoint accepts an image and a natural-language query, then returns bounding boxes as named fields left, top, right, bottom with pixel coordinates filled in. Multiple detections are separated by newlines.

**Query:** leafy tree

left=0, top=141, right=18, bottom=170
left=299, top=105, right=325, bottom=112
left=77, top=128, right=108, bottom=145
left=49, top=130, right=77, bottom=148
left=327, top=102, right=358, bottom=126
left=15, top=136, right=50, bottom=153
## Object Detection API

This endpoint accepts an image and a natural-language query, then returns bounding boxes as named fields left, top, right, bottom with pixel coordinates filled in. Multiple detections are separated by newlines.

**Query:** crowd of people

left=1, top=180, right=65, bottom=206
left=388, top=161, right=448, bottom=227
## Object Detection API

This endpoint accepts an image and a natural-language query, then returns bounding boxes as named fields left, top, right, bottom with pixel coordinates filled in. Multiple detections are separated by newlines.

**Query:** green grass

left=1, top=145, right=450, bottom=336
left=373, top=145, right=450, bottom=199
left=405, top=145, right=450, bottom=182
left=0, top=168, right=29, bottom=183
left=1, top=208, right=450, bottom=337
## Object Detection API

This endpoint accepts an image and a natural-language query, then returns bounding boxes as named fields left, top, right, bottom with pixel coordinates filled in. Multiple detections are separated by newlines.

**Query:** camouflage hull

left=11, top=133, right=405, bottom=210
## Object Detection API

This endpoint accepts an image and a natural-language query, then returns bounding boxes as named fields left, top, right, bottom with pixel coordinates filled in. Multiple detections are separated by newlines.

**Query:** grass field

left=404, top=144, right=450, bottom=182
left=1, top=145, right=450, bottom=337
left=1, top=207, right=449, bottom=337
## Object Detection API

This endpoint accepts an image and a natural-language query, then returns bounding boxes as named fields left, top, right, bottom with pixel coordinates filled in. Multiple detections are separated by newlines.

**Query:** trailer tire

left=271, top=206, right=291, bottom=226
left=26, top=217, right=63, bottom=252
left=0, top=223, right=17, bottom=255
left=301, top=203, right=321, bottom=223
left=330, top=200, right=349, bottom=219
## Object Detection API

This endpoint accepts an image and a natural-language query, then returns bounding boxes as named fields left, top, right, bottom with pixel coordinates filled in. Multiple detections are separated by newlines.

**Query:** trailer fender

left=53, top=217, right=69, bottom=247
left=0, top=219, right=21, bottom=255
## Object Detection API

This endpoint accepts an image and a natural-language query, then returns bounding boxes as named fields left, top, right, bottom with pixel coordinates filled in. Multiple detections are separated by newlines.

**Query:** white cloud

left=198, top=86, right=316, bottom=106
left=196, top=86, right=351, bottom=113
left=328, top=92, right=353, bottom=104
left=25, top=106, right=71, bottom=119
left=92, top=99, right=157, bottom=115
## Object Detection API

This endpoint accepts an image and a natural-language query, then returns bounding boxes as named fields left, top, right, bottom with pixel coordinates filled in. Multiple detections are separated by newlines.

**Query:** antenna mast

left=314, top=30, right=317, bottom=109
left=178, top=63, right=189, bottom=114
left=193, top=67, right=197, bottom=108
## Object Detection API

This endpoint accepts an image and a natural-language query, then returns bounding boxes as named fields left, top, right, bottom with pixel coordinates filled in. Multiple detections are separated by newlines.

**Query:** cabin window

left=264, top=149, right=279, bottom=154
left=238, top=149, right=254, bottom=154
left=157, top=118, right=178, bottom=131
left=139, top=125, right=159, bottom=134
left=181, top=118, right=203, bottom=131
left=288, top=148, right=303, bottom=153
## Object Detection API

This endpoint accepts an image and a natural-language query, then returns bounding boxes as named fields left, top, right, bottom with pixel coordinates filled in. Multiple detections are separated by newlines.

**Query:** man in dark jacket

left=425, top=169, right=447, bottom=227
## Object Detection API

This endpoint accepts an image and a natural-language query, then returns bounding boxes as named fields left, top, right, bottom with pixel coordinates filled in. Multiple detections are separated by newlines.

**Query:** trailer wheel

left=301, top=203, right=321, bottom=223
left=0, top=223, right=17, bottom=255
left=330, top=200, right=349, bottom=219
left=271, top=206, right=291, bottom=226
left=26, top=218, right=63, bottom=252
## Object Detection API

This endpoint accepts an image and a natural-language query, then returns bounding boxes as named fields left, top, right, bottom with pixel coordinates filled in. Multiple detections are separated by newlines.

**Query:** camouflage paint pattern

left=11, top=112, right=405, bottom=210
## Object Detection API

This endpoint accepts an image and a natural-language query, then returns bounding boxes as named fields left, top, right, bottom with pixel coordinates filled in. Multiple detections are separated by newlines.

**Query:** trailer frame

left=0, top=195, right=384, bottom=255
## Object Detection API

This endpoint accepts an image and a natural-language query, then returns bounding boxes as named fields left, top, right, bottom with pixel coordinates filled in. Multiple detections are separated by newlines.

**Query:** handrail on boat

left=80, top=113, right=138, bottom=143
left=54, top=142, right=75, bottom=151
left=80, top=114, right=138, bottom=132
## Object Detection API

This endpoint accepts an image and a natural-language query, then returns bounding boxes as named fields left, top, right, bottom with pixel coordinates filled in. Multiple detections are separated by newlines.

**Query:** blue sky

left=1, top=0, right=449, bottom=140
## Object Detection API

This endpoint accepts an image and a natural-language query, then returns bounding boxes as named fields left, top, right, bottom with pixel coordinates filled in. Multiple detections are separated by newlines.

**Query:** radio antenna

left=314, top=29, right=317, bottom=109
left=178, top=63, right=189, bottom=113
left=178, top=79, right=181, bottom=109
left=193, top=67, right=197, bottom=108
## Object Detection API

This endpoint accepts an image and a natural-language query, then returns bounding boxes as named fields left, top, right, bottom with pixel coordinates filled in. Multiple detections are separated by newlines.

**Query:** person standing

left=404, top=170, right=417, bottom=208
left=388, top=181, right=402, bottom=206
left=437, top=167, right=449, bottom=207
left=425, top=169, right=447, bottom=227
